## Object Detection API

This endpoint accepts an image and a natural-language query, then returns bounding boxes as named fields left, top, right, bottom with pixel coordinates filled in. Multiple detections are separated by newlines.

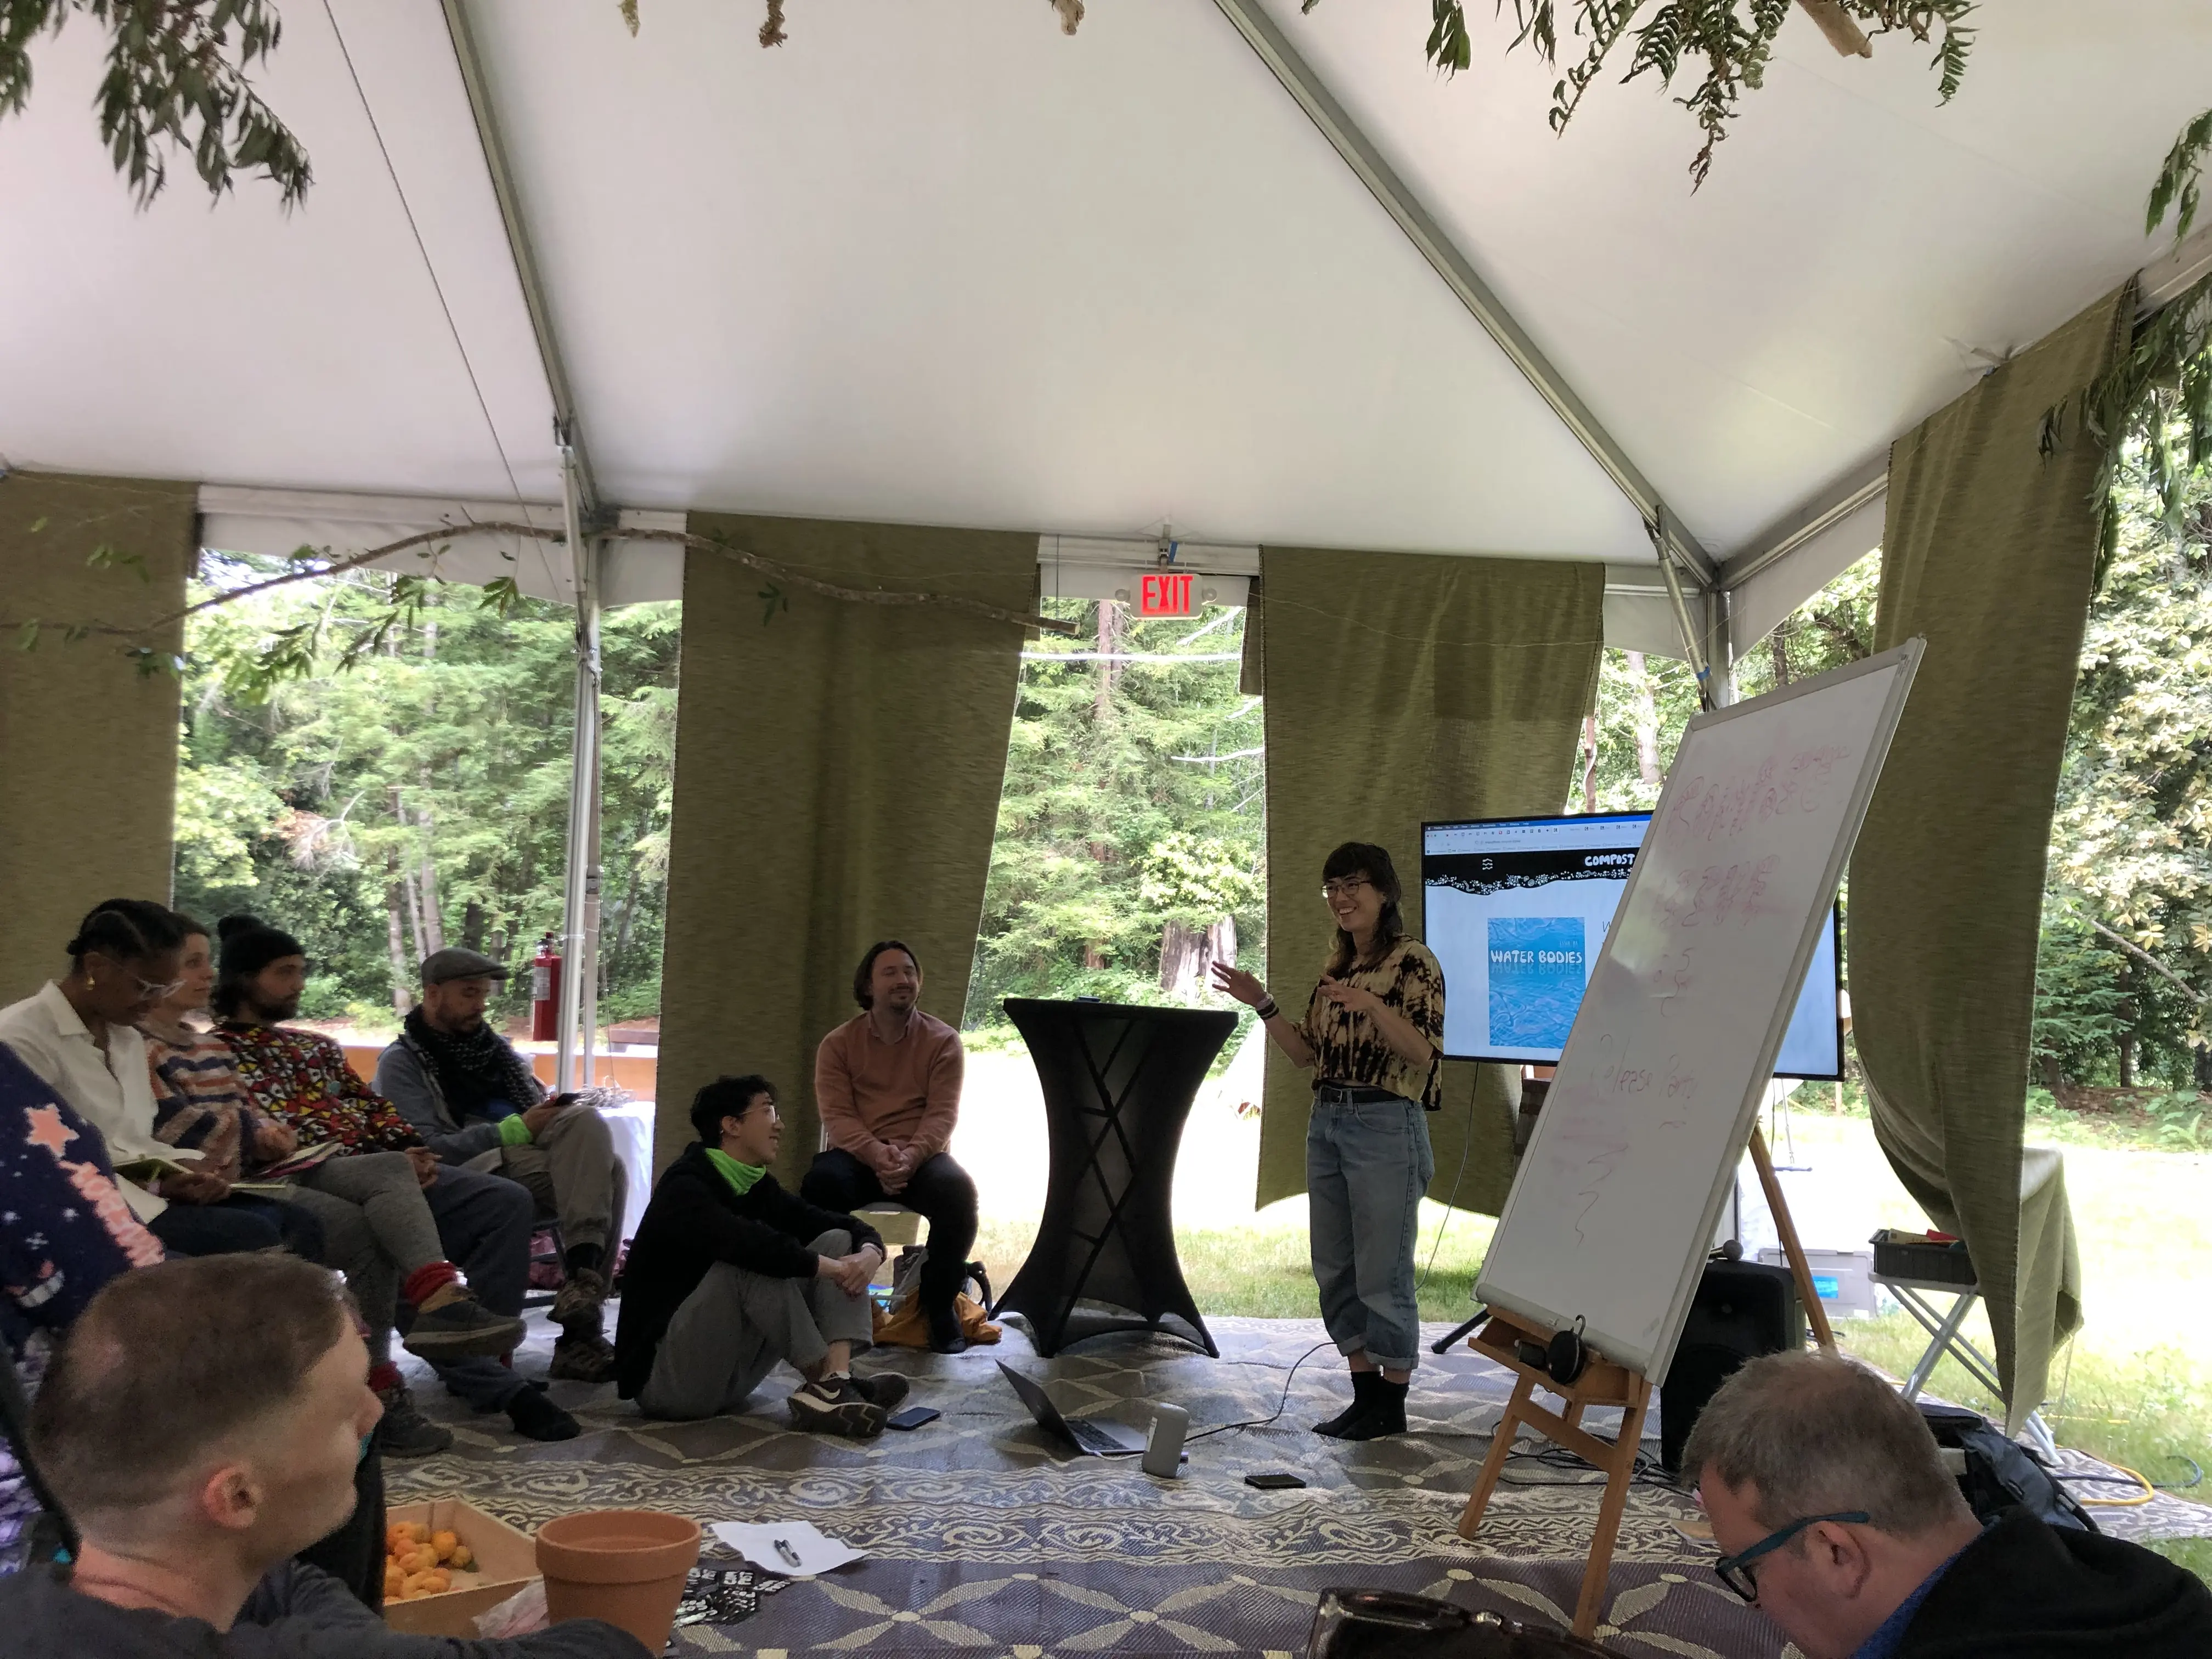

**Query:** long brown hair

left=1322, top=842, right=1405, bottom=977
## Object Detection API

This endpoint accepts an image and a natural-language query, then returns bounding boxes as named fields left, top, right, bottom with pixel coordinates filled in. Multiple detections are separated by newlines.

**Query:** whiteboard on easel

left=1475, top=641, right=1923, bottom=1385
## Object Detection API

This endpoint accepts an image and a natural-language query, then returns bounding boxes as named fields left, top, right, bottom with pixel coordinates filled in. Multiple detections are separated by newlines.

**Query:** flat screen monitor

left=1421, top=812, right=1844, bottom=1079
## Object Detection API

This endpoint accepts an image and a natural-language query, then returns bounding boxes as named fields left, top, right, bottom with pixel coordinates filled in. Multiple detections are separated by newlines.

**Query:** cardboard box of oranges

left=381, top=1498, right=538, bottom=1637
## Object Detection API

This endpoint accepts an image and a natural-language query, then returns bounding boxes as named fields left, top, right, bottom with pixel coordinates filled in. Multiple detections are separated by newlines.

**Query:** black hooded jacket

left=1895, top=1509, right=2212, bottom=1657
left=613, top=1141, right=883, bottom=1400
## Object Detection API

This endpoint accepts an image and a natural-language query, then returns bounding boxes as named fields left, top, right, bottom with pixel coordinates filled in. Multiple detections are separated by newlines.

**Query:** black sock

left=563, top=1243, right=603, bottom=1276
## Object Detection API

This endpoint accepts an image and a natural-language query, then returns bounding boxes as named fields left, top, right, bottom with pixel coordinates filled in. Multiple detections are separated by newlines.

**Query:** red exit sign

left=1138, top=571, right=1196, bottom=617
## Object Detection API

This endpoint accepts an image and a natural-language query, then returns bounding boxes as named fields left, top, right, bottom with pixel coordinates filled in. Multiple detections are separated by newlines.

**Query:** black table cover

left=994, top=998, right=1235, bottom=1358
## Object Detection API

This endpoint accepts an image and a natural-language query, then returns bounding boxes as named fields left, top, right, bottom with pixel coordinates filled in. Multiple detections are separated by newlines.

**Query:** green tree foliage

left=2029, top=906, right=2133, bottom=1091
left=2045, top=459, right=2212, bottom=1086
left=174, top=556, right=679, bottom=1028
left=1305, top=0, right=1975, bottom=185
left=966, top=601, right=1263, bottom=1022
left=0, top=0, right=309, bottom=207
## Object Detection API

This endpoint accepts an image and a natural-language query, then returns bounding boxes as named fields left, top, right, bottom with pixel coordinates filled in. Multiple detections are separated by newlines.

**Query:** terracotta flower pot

left=535, top=1509, right=702, bottom=1651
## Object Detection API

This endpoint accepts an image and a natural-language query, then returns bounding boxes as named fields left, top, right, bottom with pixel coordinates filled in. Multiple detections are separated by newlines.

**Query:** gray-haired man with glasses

left=1683, top=1350, right=2210, bottom=1658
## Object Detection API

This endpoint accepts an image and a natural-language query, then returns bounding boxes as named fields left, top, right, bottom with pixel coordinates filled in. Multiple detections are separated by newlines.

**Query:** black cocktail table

left=993, top=998, right=1235, bottom=1358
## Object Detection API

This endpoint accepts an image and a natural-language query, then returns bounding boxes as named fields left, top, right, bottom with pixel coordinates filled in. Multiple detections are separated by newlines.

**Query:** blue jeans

left=1307, top=1086, right=1434, bottom=1372
left=415, top=1164, right=535, bottom=1410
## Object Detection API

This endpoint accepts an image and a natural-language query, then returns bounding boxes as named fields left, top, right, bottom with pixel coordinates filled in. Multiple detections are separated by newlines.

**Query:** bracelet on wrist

left=1255, top=997, right=1280, bottom=1020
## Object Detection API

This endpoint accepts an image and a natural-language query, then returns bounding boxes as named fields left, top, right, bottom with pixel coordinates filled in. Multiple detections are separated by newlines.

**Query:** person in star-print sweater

left=0, top=1040, right=163, bottom=1570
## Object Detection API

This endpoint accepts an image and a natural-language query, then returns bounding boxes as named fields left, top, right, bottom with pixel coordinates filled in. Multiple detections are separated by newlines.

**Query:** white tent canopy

left=7, top=0, right=2210, bottom=648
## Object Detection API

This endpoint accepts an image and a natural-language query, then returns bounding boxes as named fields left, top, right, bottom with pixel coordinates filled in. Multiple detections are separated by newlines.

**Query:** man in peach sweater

left=802, top=940, right=979, bottom=1353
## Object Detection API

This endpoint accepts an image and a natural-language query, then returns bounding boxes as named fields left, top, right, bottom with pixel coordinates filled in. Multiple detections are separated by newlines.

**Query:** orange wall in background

left=342, top=1045, right=658, bottom=1100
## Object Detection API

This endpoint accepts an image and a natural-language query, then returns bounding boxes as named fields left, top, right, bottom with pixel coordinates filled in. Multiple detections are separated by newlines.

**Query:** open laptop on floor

left=997, top=1361, right=1148, bottom=1456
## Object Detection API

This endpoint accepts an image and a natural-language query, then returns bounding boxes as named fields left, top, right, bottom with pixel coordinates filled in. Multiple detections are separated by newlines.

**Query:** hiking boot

left=507, top=1385, right=581, bottom=1442
left=848, top=1370, right=911, bottom=1411
left=788, top=1376, right=887, bottom=1439
left=376, top=1386, right=455, bottom=1458
left=402, top=1286, right=528, bottom=1362
left=549, top=1266, right=608, bottom=1336
left=549, top=1331, right=619, bottom=1384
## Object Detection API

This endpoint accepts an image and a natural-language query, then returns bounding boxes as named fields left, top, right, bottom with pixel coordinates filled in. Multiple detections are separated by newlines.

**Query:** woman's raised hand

left=1316, top=975, right=1381, bottom=1015
left=1210, top=960, right=1268, bottom=1008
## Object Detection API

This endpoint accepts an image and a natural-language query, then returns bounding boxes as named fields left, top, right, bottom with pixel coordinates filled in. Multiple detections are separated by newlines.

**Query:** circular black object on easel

left=1547, top=1317, right=1589, bottom=1386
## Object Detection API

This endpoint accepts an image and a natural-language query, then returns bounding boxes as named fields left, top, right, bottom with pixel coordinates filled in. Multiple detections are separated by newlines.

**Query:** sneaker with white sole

left=787, top=1376, right=887, bottom=1438
left=848, top=1371, right=910, bottom=1411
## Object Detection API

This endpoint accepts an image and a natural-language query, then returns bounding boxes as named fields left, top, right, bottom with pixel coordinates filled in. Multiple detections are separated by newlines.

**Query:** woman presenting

left=1212, top=841, right=1444, bottom=1441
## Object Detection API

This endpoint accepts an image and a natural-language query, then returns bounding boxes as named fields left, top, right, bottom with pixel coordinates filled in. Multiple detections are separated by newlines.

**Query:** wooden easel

left=1457, top=1124, right=1835, bottom=1638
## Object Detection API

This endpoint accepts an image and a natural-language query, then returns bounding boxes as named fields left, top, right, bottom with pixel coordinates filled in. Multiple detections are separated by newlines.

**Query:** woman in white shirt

left=0, top=899, right=320, bottom=1260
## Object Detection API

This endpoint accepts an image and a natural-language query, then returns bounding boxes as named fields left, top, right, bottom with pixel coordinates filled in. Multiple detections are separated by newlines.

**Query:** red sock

left=369, top=1360, right=403, bottom=1393
left=402, top=1261, right=461, bottom=1306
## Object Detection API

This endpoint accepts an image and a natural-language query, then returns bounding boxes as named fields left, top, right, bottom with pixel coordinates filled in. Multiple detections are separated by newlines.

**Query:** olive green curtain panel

left=656, top=515, right=1037, bottom=1182
left=1251, top=549, right=1606, bottom=1215
left=0, top=471, right=194, bottom=1005
left=1852, top=285, right=2130, bottom=1431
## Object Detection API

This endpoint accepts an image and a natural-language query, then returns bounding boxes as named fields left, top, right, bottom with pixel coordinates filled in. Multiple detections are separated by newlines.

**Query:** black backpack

left=1918, top=1402, right=2096, bottom=1533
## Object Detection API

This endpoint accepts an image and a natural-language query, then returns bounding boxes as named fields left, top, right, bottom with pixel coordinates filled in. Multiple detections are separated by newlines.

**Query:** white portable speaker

left=1141, top=1403, right=1189, bottom=1479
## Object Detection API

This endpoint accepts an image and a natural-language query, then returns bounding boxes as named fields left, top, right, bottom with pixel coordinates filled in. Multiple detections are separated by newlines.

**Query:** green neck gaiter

left=704, top=1146, right=766, bottom=1199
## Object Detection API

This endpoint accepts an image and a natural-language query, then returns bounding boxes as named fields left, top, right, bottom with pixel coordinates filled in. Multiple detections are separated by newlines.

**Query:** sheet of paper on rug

left=710, top=1520, right=864, bottom=1573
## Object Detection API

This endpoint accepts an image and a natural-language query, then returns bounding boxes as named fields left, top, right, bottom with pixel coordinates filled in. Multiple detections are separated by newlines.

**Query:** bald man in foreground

left=1, top=1253, right=643, bottom=1657
left=1682, top=1350, right=2211, bottom=1658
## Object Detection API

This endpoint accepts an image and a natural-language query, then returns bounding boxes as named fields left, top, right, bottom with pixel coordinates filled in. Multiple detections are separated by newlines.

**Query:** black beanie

left=216, top=913, right=306, bottom=981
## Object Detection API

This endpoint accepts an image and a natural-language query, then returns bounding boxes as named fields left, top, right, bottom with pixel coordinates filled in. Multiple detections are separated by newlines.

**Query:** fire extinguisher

left=530, top=932, right=562, bottom=1042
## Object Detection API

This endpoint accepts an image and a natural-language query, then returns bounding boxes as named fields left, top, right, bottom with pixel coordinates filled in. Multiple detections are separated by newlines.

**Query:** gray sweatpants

left=276, top=1151, right=446, bottom=1363
left=639, top=1229, right=874, bottom=1421
left=498, top=1104, right=627, bottom=1255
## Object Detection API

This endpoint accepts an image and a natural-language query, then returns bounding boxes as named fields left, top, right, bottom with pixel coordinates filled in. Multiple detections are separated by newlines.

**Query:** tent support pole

left=1654, top=517, right=1723, bottom=710
left=555, top=440, right=602, bottom=1094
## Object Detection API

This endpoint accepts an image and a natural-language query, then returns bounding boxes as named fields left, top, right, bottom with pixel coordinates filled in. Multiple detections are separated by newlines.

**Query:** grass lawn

left=964, top=1093, right=2212, bottom=1585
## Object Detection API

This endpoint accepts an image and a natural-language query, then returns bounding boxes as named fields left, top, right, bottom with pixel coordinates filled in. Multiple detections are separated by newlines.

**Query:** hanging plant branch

left=2042, top=104, right=2212, bottom=577
left=0, top=0, right=311, bottom=208
left=1304, top=1, right=1976, bottom=187
left=3, top=518, right=1078, bottom=679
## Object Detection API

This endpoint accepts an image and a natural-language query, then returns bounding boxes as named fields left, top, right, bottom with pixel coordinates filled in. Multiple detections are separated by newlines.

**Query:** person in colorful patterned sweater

left=210, top=916, right=579, bottom=1446
left=142, top=917, right=524, bottom=1458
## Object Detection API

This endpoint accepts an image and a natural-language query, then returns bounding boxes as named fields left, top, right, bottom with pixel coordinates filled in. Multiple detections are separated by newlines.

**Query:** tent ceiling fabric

left=1268, top=0, right=2212, bottom=556
left=3, top=1, right=2207, bottom=582
left=0, top=2, right=556, bottom=504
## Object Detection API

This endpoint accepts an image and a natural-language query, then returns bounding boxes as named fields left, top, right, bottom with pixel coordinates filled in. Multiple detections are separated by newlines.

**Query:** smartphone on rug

left=887, top=1406, right=941, bottom=1430
left=1244, top=1472, right=1306, bottom=1489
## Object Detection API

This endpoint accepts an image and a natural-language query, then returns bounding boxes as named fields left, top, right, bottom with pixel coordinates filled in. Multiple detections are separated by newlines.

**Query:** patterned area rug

left=386, top=1312, right=2212, bottom=1657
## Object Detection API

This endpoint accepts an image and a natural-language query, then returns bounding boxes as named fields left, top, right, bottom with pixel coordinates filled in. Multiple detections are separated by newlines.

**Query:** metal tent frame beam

left=1208, top=0, right=1719, bottom=593
left=1717, top=219, right=2212, bottom=614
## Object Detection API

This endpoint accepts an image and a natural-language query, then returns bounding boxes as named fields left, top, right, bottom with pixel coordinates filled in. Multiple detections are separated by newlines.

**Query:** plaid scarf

left=403, top=1006, right=543, bottom=1121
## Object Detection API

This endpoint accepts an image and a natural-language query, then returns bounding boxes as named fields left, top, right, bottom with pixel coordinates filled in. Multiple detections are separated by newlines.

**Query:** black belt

left=1316, top=1083, right=1401, bottom=1104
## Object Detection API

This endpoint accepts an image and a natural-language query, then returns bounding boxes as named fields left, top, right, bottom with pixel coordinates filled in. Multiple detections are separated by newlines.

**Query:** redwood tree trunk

left=1626, top=650, right=1664, bottom=789
left=385, top=852, right=413, bottom=1015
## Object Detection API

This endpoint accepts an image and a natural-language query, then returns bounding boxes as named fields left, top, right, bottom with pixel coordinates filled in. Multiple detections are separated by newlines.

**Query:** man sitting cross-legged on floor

left=375, top=949, right=627, bottom=1385
left=1684, top=1348, right=2212, bottom=1658
left=0, top=1253, right=645, bottom=1659
left=140, top=913, right=524, bottom=1459
left=212, top=916, right=580, bottom=1446
left=614, top=1075, right=907, bottom=1435
left=802, top=940, right=980, bottom=1355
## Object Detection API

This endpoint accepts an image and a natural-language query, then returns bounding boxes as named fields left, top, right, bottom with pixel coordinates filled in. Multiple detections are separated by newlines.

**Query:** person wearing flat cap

left=376, top=947, right=628, bottom=1383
